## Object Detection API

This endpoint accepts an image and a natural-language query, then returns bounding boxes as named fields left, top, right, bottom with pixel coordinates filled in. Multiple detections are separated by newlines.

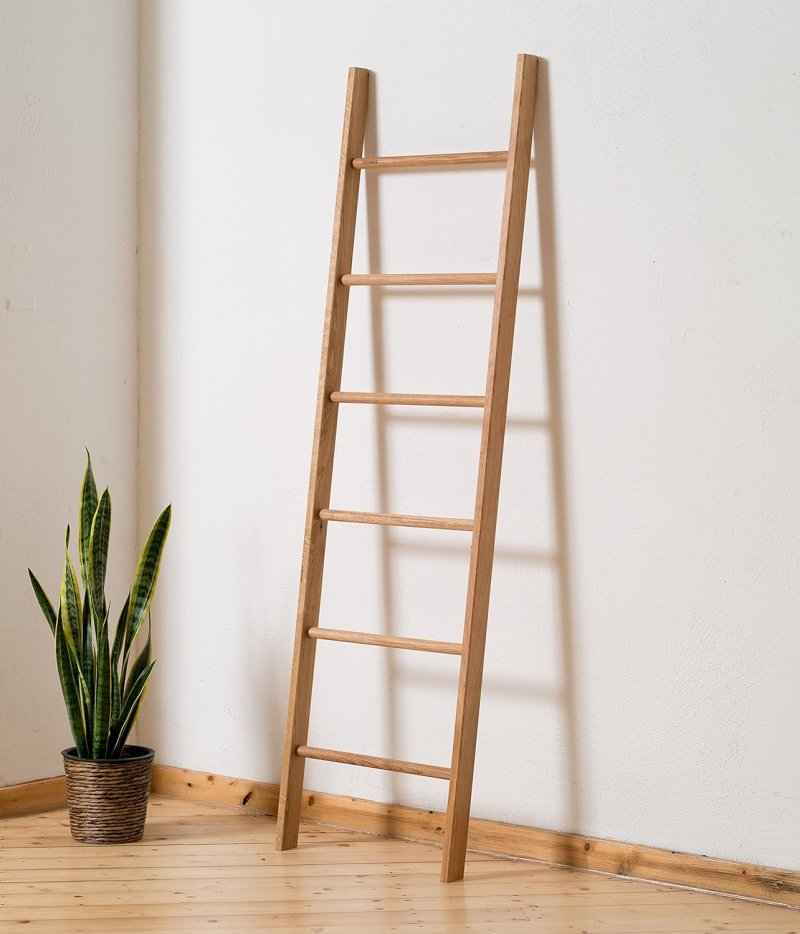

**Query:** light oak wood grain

left=0, top=923, right=545, bottom=934
left=1, top=795, right=797, bottom=932
left=319, top=508, right=473, bottom=531
left=442, top=51, right=539, bottom=883
left=308, top=626, right=462, bottom=655
left=353, top=151, right=509, bottom=169
left=342, top=272, right=497, bottom=286
left=330, top=391, right=485, bottom=407
left=152, top=763, right=280, bottom=813
left=274, top=55, right=539, bottom=883
left=0, top=775, right=66, bottom=816
left=296, top=746, right=450, bottom=780
left=7, top=764, right=788, bottom=906
left=274, top=65, right=370, bottom=851
left=155, top=765, right=800, bottom=907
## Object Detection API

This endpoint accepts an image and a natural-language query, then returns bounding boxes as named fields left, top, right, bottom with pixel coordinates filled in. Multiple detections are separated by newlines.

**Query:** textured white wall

left=0, top=1, right=139, bottom=784
left=138, top=1, right=800, bottom=868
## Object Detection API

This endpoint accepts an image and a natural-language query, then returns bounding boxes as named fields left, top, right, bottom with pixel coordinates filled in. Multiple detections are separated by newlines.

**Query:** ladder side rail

left=440, top=53, right=538, bottom=883
left=275, top=67, right=370, bottom=851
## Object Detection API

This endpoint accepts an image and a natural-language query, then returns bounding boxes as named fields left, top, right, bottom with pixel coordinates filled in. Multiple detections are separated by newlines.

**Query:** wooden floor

left=1, top=796, right=797, bottom=933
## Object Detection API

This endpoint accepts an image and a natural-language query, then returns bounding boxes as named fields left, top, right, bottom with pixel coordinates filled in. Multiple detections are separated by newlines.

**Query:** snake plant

left=28, top=452, right=171, bottom=760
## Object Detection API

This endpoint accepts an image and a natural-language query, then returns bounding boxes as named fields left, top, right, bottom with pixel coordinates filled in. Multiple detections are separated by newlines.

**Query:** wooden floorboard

left=0, top=795, right=796, bottom=932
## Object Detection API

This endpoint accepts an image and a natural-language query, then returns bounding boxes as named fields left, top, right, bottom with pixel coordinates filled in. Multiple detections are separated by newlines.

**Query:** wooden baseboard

left=0, top=775, right=66, bottom=817
left=151, top=762, right=280, bottom=811
left=150, top=764, right=800, bottom=908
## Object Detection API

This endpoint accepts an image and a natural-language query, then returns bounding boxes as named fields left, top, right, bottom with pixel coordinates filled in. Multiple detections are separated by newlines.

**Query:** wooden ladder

left=276, top=53, right=538, bottom=883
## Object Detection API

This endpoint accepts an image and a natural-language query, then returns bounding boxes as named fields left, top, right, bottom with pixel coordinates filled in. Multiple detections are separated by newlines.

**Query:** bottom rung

left=296, top=745, right=450, bottom=780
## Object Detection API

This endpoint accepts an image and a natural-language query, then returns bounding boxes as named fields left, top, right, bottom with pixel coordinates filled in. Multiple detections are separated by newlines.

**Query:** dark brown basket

left=62, top=745, right=154, bottom=844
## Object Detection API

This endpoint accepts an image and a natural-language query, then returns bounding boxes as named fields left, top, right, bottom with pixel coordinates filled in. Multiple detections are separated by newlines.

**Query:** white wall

left=138, top=0, right=800, bottom=870
left=0, top=1, right=139, bottom=785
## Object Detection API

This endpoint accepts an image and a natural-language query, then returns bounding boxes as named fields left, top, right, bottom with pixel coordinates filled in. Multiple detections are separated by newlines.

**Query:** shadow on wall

left=364, top=59, right=585, bottom=840
left=135, top=3, right=167, bottom=754
left=136, top=3, right=286, bottom=775
left=137, top=7, right=275, bottom=764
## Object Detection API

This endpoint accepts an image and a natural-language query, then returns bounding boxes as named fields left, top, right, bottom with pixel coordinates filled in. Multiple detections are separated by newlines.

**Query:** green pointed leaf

left=124, top=624, right=152, bottom=703
left=123, top=505, right=171, bottom=666
left=28, top=570, right=56, bottom=634
left=78, top=451, right=98, bottom=592
left=76, top=660, right=92, bottom=710
left=81, top=591, right=94, bottom=752
left=59, top=549, right=83, bottom=658
left=110, top=660, right=155, bottom=757
left=111, top=664, right=121, bottom=726
left=92, top=614, right=112, bottom=758
left=55, top=613, right=88, bottom=758
left=88, top=489, right=111, bottom=625
left=112, top=593, right=129, bottom=666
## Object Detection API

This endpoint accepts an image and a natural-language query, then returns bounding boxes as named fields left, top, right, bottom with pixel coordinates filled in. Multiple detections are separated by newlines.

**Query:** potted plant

left=28, top=452, right=171, bottom=844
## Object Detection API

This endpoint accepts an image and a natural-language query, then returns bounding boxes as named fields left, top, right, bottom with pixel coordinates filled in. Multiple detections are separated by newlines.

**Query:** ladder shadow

left=532, top=58, right=585, bottom=839
left=364, top=59, right=585, bottom=841
left=363, top=84, right=404, bottom=808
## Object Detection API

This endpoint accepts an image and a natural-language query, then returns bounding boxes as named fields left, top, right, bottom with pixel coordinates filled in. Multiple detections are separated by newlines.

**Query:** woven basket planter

left=62, top=745, right=154, bottom=844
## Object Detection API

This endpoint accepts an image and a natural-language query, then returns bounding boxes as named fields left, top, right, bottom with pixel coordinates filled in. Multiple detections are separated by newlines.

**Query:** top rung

left=352, top=151, right=508, bottom=170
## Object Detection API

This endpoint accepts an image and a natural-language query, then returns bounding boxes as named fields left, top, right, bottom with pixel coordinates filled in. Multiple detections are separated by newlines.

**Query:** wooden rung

left=330, top=392, right=485, bottom=408
left=352, top=151, right=508, bottom=169
left=319, top=508, right=473, bottom=532
left=296, top=745, right=451, bottom=780
left=341, top=273, right=496, bottom=287
left=307, top=626, right=463, bottom=655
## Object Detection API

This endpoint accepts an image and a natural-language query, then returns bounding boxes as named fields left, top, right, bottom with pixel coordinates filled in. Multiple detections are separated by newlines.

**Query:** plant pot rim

left=62, top=745, right=155, bottom=765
